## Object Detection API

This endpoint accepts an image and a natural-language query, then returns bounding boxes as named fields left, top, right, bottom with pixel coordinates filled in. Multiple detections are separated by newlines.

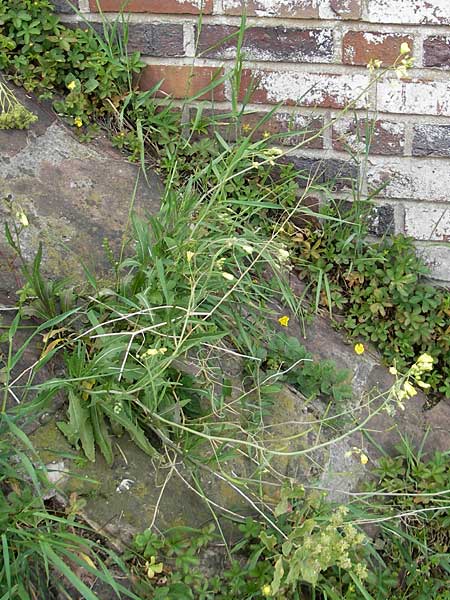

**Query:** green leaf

left=91, top=404, right=113, bottom=465
left=271, top=557, right=285, bottom=595
left=42, top=544, right=100, bottom=600
left=1, top=534, right=11, bottom=592
left=259, top=531, right=277, bottom=551
left=59, top=390, right=95, bottom=462
left=103, top=404, right=157, bottom=457
left=84, top=78, right=99, bottom=93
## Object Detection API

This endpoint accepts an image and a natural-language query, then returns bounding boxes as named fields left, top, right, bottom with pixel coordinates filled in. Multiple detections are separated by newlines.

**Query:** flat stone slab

left=0, top=83, right=161, bottom=297
left=31, top=422, right=216, bottom=546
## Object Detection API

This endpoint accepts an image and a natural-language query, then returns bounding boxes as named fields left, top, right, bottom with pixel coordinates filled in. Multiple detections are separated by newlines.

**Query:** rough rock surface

left=0, top=83, right=161, bottom=298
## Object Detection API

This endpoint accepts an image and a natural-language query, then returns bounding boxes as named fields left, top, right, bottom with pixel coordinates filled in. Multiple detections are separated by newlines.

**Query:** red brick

left=343, top=31, right=413, bottom=66
left=238, top=69, right=369, bottom=109
left=196, top=25, right=334, bottom=63
left=89, top=0, right=212, bottom=13
left=222, top=0, right=317, bottom=18
left=333, top=119, right=405, bottom=155
left=139, top=65, right=225, bottom=101
left=330, top=0, right=361, bottom=20
left=127, top=23, right=184, bottom=56
left=423, top=36, right=450, bottom=69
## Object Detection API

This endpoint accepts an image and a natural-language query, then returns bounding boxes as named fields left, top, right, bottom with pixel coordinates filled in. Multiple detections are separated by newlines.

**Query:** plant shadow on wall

left=1, top=2, right=450, bottom=599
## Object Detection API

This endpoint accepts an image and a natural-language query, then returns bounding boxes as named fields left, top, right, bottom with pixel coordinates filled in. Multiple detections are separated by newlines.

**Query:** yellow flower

left=186, top=250, right=195, bottom=263
left=139, top=347, right=167, bottom=358
left=278, top=315, right=289, bottom=327
left=74, top=117, right=83, bottom=128
left=16, top=210, right=29, bottom=227
left=389, top=366, right=398, bottom=375
left=367, top=58, right=383, bottom=72
left=67, top=80, right=76, bottom=90
left=417, top=380, right=431, bottom=389
left=141, top=348, right=159, bottom=357
left=403, top=381, right=417, bottom=398
left=261, top=584, right=272, bottom=597
left=277, top=247, right=290, bottom=262
left=400, top=42, right=411, bottom=55
left=395, top=388, right=408, bottom=401
left=417, top=353, right=433, bottom=371
left=222, top=272, right=235, bottom=281
left=354, top=343, right=365, bottom=355
left=360, top=453, right=369, bottom=465
left=242, top=123, right=251, bottom=133
left=263, top=131, right=271, bottom=139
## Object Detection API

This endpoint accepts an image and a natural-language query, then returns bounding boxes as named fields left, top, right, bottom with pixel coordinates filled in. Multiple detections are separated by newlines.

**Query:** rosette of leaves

left=0, top=79, right=37, bottom=129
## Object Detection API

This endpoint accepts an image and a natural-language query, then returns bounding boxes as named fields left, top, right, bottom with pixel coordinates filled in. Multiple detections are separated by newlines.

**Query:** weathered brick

left=367, top=204, right=395, bottom=235
left=222, top=0, right=318, bottom=18
left=368, top=158, right=450, bottom=203
left=413, top=124, right=450, bottom=157
left=238, top=69, right=369, bottom=108
left=288, top=194, right=321, bottom=228
left=139, top=65, right=226, bottom=101
left=283, top=155, right=358, bottom=190
left=329, top=0, right=361, bottom=20
left=196, top=25, right=333, bottom=63
left=51, top=0, right=78, bottom=12
left=377, top=79, right=450, bottom=117
left=366, top=0, right=450, bottom=25
left=89, top=0, right=212, bottom=13
left=404, top=204, right=450, bottom=241
left=423, top=36, right=450, bottom=69
left=127, top=23, right=184, bottom=56
left=416, top=244, right=450, bottom=282
left=343, top=31, right=413, bottom=66
left=333, top=119, right=405, bottom=155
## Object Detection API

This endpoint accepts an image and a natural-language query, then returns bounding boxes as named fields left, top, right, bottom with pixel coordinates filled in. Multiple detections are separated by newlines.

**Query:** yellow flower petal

left=417, top=380, right=431, bottom=389
left=403, top=381, right=417, bottom=397
left=142, top=348, right=159, bottom=357
left=261, top=584, right=272, bottom=597
left=16, top=210, right=29, bottom=227
left=354, top=343, right=365, bottom=355
left=360, top=453, right=369, bottom=465
left=400, top=42, right=411, bottom=55
left=222, top=272, right=235, bottom=281
left=278, top=315, right=289, bottom=327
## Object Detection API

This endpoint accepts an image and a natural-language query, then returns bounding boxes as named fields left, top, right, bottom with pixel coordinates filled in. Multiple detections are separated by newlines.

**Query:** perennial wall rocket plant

left=1, top=1, right=450, bottom=598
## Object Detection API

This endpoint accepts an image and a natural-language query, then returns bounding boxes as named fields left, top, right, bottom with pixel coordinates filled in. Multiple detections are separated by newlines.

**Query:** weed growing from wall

left=291, top=201, right=450, bottom=403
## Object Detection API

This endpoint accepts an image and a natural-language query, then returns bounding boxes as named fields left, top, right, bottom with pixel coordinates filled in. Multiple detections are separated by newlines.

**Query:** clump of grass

left=0, top=78, right=37, bottom=129
left=0, top=412, right=140, bottom=599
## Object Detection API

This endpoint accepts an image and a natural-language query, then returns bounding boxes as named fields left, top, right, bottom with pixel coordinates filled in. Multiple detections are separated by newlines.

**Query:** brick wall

left=60, top=0, right=450, bottom=283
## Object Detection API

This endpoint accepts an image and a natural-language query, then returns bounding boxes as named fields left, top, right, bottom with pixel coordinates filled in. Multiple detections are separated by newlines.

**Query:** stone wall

left=59, top=0, right=450, bottom=282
